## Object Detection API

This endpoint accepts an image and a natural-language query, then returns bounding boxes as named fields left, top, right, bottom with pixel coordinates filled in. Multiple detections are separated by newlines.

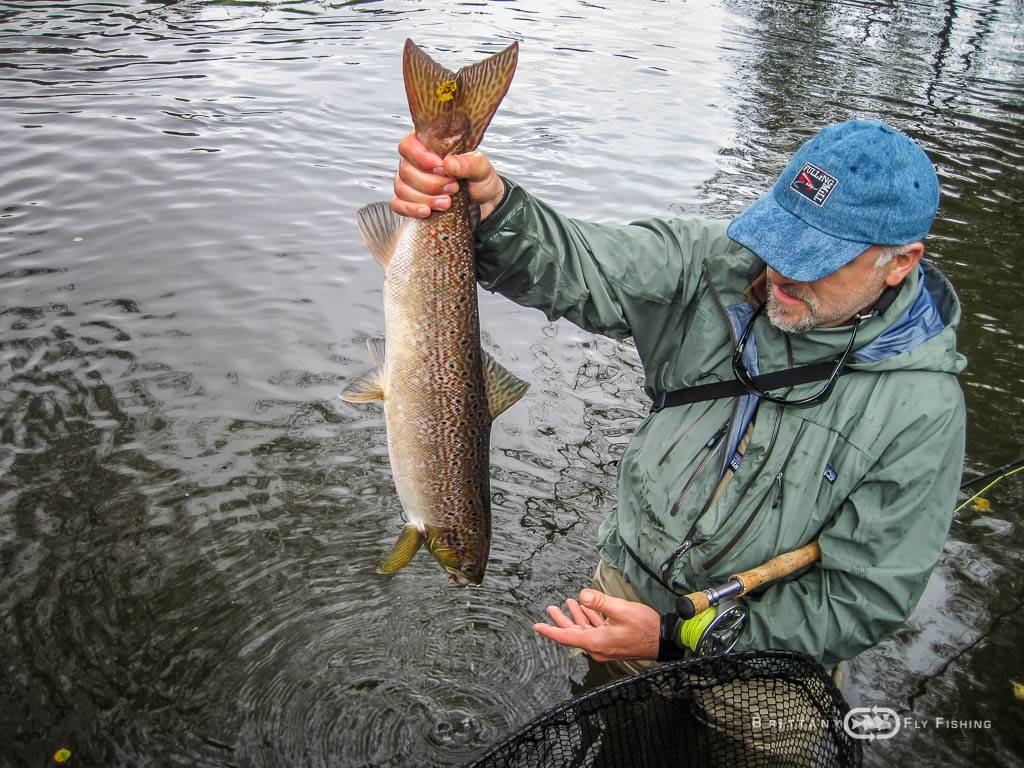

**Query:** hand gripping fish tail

left=340, top=41, right=526, bottom=587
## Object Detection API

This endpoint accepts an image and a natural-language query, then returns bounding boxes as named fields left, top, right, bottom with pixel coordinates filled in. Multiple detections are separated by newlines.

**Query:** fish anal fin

left=482, top=350, right=529, bottom=420
left=403, top=40, right=518, bottom=154
left=356, top=201, right=405, bottom=271
left=339, top=365, right=385, bottom=402
left=377, top=523, right=425, bottom=574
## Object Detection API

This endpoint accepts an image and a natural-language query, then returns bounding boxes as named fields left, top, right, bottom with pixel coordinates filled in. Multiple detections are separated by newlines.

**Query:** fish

left=340, top=39, right=526, bottom=586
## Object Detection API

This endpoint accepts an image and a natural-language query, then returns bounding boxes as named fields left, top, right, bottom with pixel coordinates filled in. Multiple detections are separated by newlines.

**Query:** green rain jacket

left=475, top=180, right=967, bottom=667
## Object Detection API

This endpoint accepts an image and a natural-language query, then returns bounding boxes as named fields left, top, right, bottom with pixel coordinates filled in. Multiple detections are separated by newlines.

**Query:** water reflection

left=1, top=1, right=1022, bottom=766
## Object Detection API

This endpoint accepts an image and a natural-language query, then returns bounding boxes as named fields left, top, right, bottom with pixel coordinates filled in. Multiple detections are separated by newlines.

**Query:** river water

left=1, top=1, right=1021, bottom=766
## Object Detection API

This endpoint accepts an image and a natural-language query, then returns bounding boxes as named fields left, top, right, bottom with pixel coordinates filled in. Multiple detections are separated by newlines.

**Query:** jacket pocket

left=700, top=470, right=784, bottom=572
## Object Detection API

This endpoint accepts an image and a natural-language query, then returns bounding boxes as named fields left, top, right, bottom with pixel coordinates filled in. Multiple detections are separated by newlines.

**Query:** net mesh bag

left=467, top=650, right=861, bottom=768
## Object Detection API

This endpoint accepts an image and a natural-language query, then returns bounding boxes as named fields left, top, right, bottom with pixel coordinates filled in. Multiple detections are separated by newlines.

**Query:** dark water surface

left=1, top=1, right=1022, bottom=766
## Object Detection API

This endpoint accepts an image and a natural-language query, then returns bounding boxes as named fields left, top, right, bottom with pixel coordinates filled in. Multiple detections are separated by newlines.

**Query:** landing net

left=466, top=650, right=861, bottom=768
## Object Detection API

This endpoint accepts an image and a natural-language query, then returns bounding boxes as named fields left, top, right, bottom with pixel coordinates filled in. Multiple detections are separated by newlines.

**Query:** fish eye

left=462, top=563, right=476, bottom=575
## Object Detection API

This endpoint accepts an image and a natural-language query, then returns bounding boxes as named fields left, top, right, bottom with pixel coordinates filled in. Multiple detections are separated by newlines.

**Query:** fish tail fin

left=482, top=350, right=529, bottom=419
left=356, top=202, right=405, bottom=271
left=377, top=522, right=425, bottom=574
left=403, top=39, right=518, bottom=152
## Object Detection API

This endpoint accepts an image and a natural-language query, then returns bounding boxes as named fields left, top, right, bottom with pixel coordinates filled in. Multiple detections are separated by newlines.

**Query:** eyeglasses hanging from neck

left=730, top=302, right=868, bottom=407
left=730, top=280, right=900, bottom=408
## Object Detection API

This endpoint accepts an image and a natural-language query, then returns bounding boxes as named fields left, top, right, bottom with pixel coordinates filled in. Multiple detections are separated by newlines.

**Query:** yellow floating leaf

left=971, top=497, right=991, bottom=511
left=1013, top=680, right=1024, bottom=702
left=54, top=749, right=71, bottom=763
left=72, top=237, right=84, bottom=243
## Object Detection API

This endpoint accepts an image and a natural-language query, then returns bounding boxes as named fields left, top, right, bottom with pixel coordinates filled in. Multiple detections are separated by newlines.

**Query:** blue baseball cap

left=727, top=119, right=939, bottom=282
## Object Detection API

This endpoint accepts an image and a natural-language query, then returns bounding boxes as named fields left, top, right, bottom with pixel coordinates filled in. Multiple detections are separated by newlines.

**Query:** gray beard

left=766, top=293, right=820, bottom=334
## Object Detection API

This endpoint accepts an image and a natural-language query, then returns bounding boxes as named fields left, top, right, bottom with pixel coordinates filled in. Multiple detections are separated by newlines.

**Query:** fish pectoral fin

left=377, top=523, right=425, bottom=574
left=356, top=201, right=405, bottom=271
left=482, top=350, right=529, bottom=419
left=339, top=365, right=385, bottom=402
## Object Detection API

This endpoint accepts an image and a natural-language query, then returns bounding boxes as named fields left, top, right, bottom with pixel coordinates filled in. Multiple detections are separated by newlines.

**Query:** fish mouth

left=446, top=569, right=472, bottom=586
left=445, top=566, right=483, bottom=586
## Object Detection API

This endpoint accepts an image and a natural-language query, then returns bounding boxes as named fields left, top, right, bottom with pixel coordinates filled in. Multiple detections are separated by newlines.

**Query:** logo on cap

left=790, top=162, right=838, bottom=207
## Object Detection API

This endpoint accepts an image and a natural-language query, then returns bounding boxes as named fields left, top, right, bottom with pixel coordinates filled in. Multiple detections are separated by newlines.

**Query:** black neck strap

left=650, top=362, right=849, bottom=412
left=648, top=270, right=904, bottom=413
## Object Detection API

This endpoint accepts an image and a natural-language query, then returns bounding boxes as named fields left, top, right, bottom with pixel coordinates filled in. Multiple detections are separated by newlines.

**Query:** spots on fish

left=376, top=197, right=499, bottom=577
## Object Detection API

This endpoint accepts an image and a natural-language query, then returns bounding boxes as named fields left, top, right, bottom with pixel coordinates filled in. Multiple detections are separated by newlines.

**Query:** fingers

left=392, top=131, right=451, bottom=218
left=576, top=592, right=607, bottom=626
left=532, top=623, right=595, bottom=656
left=392, top=158, right=457, bottom=218
left=545, top=599, right=603, bottom=630
left=392, top=130, right=504, bottom=220
left=441, top=151, right=492, bottom=183
left=533, top=590, right=662, bottom=663
left=545, top=603, right=577, bottom=630
left=397, top=130, right=443, bottom=173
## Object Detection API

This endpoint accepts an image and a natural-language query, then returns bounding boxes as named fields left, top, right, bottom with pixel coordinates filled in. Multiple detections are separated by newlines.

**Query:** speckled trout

left=340, top=40, right=526, bottom=586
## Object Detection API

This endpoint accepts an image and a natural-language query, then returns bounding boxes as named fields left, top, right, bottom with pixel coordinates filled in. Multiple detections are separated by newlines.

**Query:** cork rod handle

left=675, top=541, right=821, bottom=619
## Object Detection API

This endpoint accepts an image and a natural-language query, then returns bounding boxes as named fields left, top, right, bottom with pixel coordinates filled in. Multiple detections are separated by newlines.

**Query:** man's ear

left=885, top=242, right=924, bottom=286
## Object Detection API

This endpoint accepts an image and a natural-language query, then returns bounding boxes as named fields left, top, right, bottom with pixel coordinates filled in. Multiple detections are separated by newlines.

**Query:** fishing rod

left=673, top=457, right=1023, bottom=655
left=958, top=457, right=1024, bottom=491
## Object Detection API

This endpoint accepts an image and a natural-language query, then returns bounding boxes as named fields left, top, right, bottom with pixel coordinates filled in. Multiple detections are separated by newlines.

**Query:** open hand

left=533, top=589, right=661, bottom=663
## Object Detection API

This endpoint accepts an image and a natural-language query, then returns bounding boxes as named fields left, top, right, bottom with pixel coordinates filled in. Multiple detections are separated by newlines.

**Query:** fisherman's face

left=766, top=245, right=893, bottom=333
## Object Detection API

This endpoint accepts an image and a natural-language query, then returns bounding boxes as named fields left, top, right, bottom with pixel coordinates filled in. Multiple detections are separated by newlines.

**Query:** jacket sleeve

left=734, top=382, right=966, bottom=668
left=473, top=179, right=739, bottom=344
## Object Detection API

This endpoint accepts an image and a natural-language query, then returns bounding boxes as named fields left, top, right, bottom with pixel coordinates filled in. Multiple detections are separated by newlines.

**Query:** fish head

left=427, top=532, right=487, bottom=586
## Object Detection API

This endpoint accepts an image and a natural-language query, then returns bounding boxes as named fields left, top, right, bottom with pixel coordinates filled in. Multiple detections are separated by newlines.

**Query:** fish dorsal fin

left=356, top=201, right=405, bottom=271
left=482, top=350, right=529, bottom=420
left=403, top=39, right=518, bottom=153
left=377, top=522, right=425, bottom=574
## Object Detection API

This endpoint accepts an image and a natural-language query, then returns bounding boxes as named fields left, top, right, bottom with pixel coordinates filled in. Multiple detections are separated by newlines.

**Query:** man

left=391, top=119, right=966, bottom=675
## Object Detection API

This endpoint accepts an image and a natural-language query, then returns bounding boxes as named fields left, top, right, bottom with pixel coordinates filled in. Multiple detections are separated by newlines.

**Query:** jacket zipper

left=699, top=426, right=803, bottom=571
left=657, top=261, right=743, bottom=579
left=657, top=395, right=719, bottom=467
left=696, top=330, right=801, bottom=571
left=700, top=471, right=783, bottom=572
left=667, top=422, right=729, bottom=516
left=694, top=398, right=783, bottom=542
